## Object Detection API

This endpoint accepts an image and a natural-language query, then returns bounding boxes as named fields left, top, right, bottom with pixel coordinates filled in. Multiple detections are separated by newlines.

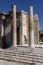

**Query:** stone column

left=21, top=10, right=24, bottom=45
left=36, top=14, right=39, bottom=43
left=1, top=24, right=4, bottom=37
left=12, top=5, right=17, bottom=47
left=19, top=13, right=22, bottom=45
left=29, top=6, right=35, bottom=48
left=1, top=15, right=5, bottom=37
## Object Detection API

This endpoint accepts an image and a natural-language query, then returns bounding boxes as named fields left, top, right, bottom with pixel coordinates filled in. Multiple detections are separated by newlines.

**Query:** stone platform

left=0, top=47, right=43, bottom=65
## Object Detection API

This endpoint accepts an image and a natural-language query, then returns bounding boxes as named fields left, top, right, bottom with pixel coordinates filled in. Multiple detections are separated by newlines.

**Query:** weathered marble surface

left=0, top=60, right=43, bottom=65
left=0, top=47, right=43, bottom=65
left=0, top=60, right=32, bottom=65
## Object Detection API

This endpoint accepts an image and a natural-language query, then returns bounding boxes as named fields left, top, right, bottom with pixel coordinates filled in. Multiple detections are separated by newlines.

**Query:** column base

left=29, top=43, right=35, bottom=48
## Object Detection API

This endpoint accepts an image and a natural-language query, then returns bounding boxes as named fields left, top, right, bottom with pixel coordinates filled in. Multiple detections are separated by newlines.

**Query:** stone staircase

left=0, top=47, right=43, bottom=64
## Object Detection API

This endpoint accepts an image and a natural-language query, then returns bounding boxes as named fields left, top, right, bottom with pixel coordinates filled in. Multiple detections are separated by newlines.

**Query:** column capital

left=13, top=5, right=16, bottom=8
left=29, top=6, right=33, bottom=10
left=21, top=10, right=24, bottom=13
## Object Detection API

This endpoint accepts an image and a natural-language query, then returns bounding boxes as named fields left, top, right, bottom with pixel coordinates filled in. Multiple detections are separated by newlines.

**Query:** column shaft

left=36, top=14, right=39, bottom=43
left=21, top=10, right=24, bottom=45
left=29, top=6, right=35, bottom=48
left=1, top=24, right=4, bottom=37
left=12, top=5, right=17, bottom=47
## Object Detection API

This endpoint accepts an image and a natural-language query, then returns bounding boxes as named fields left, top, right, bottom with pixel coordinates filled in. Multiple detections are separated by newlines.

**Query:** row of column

left=12, top=5, right=35, bottom=48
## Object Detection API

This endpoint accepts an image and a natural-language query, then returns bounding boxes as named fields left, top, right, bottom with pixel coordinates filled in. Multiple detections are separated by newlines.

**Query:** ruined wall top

left=0, top=5, right=39, bottom=22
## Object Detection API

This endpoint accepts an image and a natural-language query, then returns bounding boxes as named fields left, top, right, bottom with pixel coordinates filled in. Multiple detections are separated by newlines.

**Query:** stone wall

left=21, top=11, right=29, bottom=45
left=34, top=15, right=39, bottom=44
left=0, top=10, right=39, bottom=48
left=0, top=21, right=2, bottom=47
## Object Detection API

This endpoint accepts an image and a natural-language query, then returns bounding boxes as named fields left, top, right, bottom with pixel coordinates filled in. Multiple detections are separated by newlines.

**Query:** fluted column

left=29, top=6, right=35, bottom=48
left=12, top=5, right=17, bottom=47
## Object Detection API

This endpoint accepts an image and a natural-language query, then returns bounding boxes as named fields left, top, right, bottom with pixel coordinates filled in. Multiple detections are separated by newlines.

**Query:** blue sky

left=0, top=0, right=43, bottom=30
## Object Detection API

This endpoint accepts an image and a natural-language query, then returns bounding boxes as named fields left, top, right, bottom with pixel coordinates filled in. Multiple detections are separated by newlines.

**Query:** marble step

left=0, top=52, right=43, bottom=63
left=0, top=48, right=43, bottom=63
left=0, top=50, right=43, bottom=59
